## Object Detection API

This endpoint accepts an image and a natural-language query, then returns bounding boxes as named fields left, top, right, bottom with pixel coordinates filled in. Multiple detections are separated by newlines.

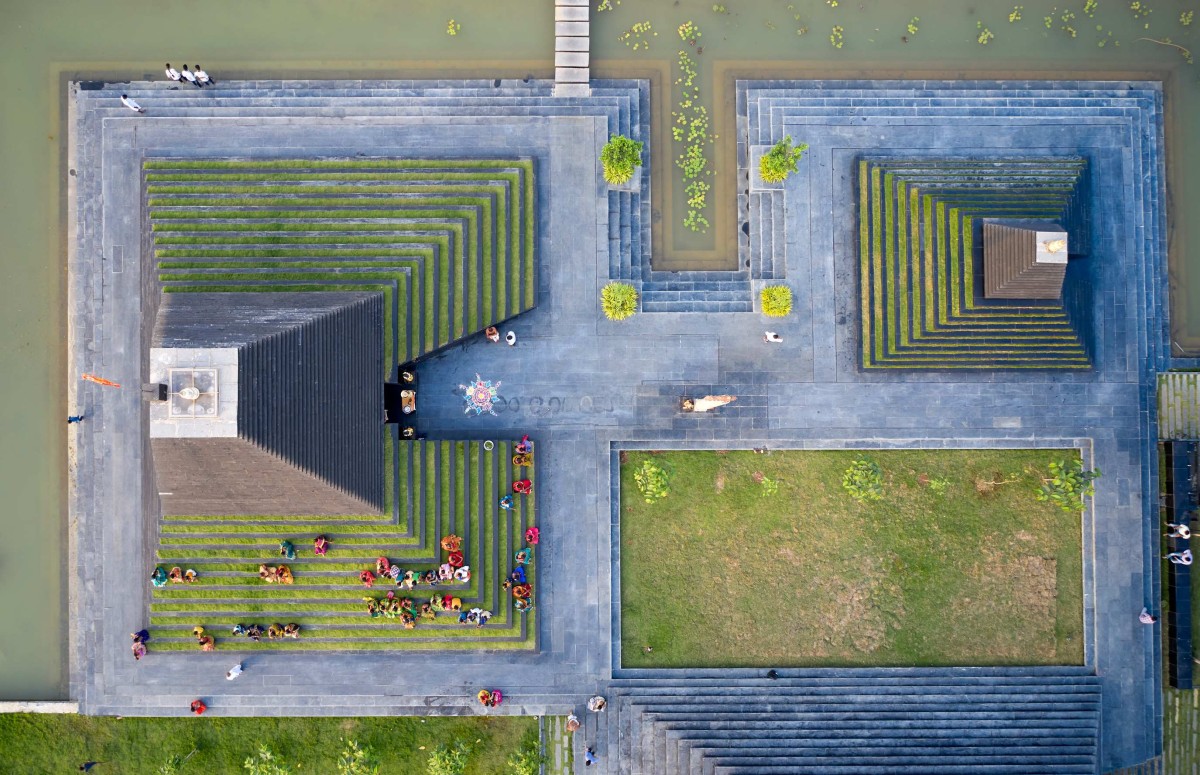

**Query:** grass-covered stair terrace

left=148, top=440, right=537, bottom=651
left=145, top=158, right=537, bottom=364
left=142, top=158, right=539, bottom=652
left=857, top=157, right=1091, bottom=370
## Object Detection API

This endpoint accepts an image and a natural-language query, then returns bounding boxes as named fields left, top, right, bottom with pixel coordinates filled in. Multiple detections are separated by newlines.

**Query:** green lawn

left=620, top=449, right=1085, bottom=668
left=0, top=713, right=536, bottom=775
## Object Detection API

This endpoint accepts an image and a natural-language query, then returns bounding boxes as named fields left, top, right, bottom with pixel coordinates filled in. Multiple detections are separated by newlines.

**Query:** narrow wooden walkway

left=554, top=0, right=589, bottom=97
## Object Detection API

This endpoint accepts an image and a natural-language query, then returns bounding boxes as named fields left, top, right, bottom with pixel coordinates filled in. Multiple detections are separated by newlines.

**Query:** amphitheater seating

left=145, top=158, right=536, bottom=365
left=147, top=440, right=536, bottom=650
left=142, top=158, right=539, bottom=651
left=857, top=157, right=1091, bottom=370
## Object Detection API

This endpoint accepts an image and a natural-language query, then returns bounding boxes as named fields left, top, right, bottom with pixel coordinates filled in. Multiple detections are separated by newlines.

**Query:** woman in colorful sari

left=313, top=535, right=330, bottom=556
left=279, top=540, right=296, bottom=560
left=150, top=566, right=169, bottom=587
left=440, top=534, right=462, bottom=552
left=453, top=565, right=471, bottom=582
left=514, top=547, right=533, bottom=566
left=524, top=526, right=540, bottom=545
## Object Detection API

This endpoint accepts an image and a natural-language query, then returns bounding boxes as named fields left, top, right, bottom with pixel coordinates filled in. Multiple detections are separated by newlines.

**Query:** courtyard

left=2, top=1, right=1196, bottom=774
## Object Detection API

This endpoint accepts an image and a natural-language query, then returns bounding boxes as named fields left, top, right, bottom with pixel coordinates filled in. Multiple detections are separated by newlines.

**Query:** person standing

left=165, top=63, right=181, bottom=81
left=193, top=65, right=214, bottom=86
left=1139, top=607, right=1158, bottom=624
left=584, top=747, right=598, bottom=767
left=226, top=663, right=243, bottom=680
left=1168, top=549, right=1194, bottom=565
left=505, top=331, right=517, bottom=346
left=120, top=95, right=145, bottom=114
left=67, top=414, right=85, bottom=424
left=179, top=65, right=199, bottom=87
left=763, top=331, right=783, bottom=343
left=1168, top=523, right=1192, bottom=539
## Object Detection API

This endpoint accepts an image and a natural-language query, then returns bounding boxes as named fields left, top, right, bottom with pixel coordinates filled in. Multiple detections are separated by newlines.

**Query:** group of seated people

left=501, top=562, right=535, bottom=612
left=259, top=564, right=294, bottom=584
left=130, top=629, right=149, bottom=660
left=362, top=592, right=492, bottom=628
left=358, top=554, right=472, bottom=588
left=231, top=622, right=300, bottom=641
left=149, top=566, right=197, bottom=587
left=477, top=689, right=503, bottom=707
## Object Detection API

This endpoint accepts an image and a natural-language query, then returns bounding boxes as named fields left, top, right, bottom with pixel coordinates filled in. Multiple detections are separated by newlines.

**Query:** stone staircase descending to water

left=581, top=668, right=1103, bottom=775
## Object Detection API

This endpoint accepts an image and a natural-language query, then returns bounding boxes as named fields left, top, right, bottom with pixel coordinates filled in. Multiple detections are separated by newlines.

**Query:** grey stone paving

left=66, top=78, right=1170, bottom=774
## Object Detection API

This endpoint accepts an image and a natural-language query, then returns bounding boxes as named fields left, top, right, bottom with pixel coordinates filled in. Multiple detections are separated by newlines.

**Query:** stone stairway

left=737, top=79, right=1168, bottom=373
left=582, top=668, right=1102, bottom=774
left=554, top=0, right=590, bottom=98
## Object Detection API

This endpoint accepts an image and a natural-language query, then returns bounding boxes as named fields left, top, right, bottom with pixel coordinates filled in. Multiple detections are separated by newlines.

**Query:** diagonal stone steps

left=147, top=439, right=538, bottom=651
left=588, top=668, right=1101, bottom=774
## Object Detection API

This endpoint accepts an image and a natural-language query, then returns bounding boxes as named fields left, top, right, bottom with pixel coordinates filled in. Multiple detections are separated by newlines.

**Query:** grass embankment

left=0, top=713, right=537, bottom=775
left=621, top=449, right=1084, bottom=668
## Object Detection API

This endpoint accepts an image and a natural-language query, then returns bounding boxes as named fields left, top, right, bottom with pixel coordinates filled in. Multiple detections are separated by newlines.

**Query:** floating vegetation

left=619, top=21, right=657, bottom=51
left=678, top=20, right=702, bottom=45
left=712, top=4, right=728, bottom=14
left=1130, top=1, right=1153, bottom=28
left=672, top=47, right=714, bottom=233
left=826, top=0, right=839, bottom=6
left=1183, top=10, right=1195, bottom=26
left=597, top=0, right=619, bottom=11
left=1010, top=5, right=1024, bottom=23
left=977, top=21, right=995, bottom=44
left=1084, top=0, right=1098, bottom=17
left=830, top=24, right=845, bottom=48
left=445, top=19, right=461, bottom=36
left=907, top=17, right=920, bottom=35
left=1060, top=8, right=1078, bottom=37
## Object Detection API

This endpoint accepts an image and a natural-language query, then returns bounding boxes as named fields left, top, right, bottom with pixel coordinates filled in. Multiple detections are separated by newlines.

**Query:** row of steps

left=145, top=158, right=536, bottom=365
left=76, top=78, right=647, bottom=319
left=147, top=439, right=537, bottom=651
left=738, top=78, right=1166, bottom=373
left=587, top=668, right=1101, bottom=774
left=857, top=157, right=1091, bottom=370
left=554, top=0, right=590, bottom=97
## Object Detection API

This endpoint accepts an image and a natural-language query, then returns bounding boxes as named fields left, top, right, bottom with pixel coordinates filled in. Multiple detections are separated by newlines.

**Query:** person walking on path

left=67, top=414, right=85, bottom=423
left=1168, top=549, right=1194, bottom=565
left=194, top=65, right=214, bottom=86
left=587, top=696, right=606, bottom=712
left=1140, top=607, right=1158, bottom=624
left=226, top=663, right=243, bottom=680
left=764, top=331, right=783, bottom=343
left=179, top=65, right=199, bottom=86
left=1168, top=522, right=1192, bottom=539
left=120, top=95, right=145, bottom=113
left=584, top=747, right=598, bottom=767
left=165, top=63, right=181, bottom=81
left=505, top=331, right=517, bottom=346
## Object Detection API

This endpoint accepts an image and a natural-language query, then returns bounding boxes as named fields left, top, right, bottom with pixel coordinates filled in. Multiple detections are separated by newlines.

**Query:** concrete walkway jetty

left=555, top=0, right=590, bottom=97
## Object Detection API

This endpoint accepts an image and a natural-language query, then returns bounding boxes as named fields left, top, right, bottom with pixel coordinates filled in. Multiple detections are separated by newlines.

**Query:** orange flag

left=81, top=373, right=121, bottom=388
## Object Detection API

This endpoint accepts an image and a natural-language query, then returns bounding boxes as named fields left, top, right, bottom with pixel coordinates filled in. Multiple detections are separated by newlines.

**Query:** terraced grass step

left=147, top=439, right=538, bottom=651
left=858, top=157, right=1091, bottom=370
left=145, top=158, right=536, bottom=363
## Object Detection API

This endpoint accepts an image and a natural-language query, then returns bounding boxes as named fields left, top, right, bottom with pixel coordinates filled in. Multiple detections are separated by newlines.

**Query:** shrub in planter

left=601, top=281, right=639, bottom=321
left=759, top=136, right=808, bottom=184
left=760, top=285, right=793, bottom=317
left=600, top=135, right=644, bottom=185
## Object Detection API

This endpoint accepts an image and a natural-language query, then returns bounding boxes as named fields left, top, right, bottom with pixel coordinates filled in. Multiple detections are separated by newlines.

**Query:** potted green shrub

left=759, top=136, right=809, bottom=184
left=760, top=285, right=793, bottom=317
left=601, top=281, right=639, bottom=320
left=600, top=135, right=644, bottom=186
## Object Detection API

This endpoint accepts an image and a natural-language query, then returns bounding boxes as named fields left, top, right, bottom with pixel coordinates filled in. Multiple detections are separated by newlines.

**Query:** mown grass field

left=0, top=713, right=536, bottom=775
left=620, top=449, right=1085, bottom=668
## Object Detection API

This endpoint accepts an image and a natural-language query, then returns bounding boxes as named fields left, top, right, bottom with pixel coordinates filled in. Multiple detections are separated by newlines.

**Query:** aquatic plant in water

left=678, top=20, right=701, bottom=45
left=830, top=25, right=845, bottom=48
left=1009, top=6, right=1023, bottom=23
left=976, top=21, right=994, bottom=44
left=445, top=19, right=461, bottom=36
left=907, top=17, right=920, bottom=35
left=673, top=43, right=714, bottom=232
left=1182, top=10, right=1194, bottom=26
left=619, top=21, right=657, bottom=51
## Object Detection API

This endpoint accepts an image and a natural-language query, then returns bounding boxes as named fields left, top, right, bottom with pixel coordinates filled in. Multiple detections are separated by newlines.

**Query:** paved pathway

left=66, top=78, right=1168, bottom=773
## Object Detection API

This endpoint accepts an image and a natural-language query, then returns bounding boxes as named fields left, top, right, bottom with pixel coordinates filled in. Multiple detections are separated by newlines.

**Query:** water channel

left=1, top=0, right=1196, bottom=699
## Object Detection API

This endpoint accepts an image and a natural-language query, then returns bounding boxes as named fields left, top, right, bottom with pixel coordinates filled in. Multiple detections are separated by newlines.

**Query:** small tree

left=601, top=281, right=639, bottom=320
left=634, top=459, right=670, bottom=503
left=601, top=135, right=644, bottom=185
left=244, top=746, right=292, bottom=775
left=338, top=739, right=380, bottom=775
left=759, top=136, right=809, bottom=184
left=1036, top=459, right=1101, bottom=512
left=428, top=743, right=470, bottom=775
left=760, top=285, right=793, bottom=317
left=842, top=458, right=884, bottom=503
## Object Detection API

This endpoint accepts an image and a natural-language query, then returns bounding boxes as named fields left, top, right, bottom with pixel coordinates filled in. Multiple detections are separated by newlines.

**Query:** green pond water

left=1, top=0, right=1197, bottom=699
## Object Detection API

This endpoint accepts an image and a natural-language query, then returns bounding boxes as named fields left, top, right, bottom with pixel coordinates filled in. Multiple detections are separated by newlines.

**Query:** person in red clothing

left=190, top=699, right=207, bottom=715
left=359, top=569, right=375, bottom=587
left=512, top=479, right=532, bottom=494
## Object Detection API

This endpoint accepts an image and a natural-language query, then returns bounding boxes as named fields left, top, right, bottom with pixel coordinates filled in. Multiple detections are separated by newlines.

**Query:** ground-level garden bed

left=0, top=713, right=538, bottom=775
left=620, top=449, right=1084, bottom=668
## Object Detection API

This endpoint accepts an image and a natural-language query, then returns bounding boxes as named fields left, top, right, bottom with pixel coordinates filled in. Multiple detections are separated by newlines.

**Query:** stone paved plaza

left=68, top=78, right=1170, bottom=772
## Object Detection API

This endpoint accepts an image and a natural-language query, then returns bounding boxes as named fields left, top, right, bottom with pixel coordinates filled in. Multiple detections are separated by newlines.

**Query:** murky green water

left=1, top=0, right=1196, bottom=699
